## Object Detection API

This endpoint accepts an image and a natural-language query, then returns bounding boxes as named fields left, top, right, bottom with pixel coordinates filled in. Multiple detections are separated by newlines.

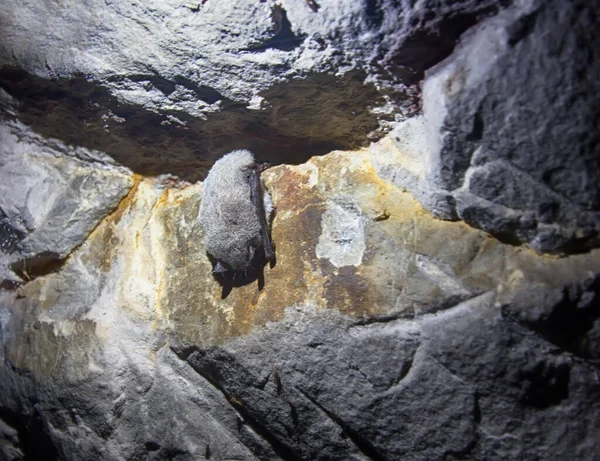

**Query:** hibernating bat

left=199, top=150, right=275, bottom=275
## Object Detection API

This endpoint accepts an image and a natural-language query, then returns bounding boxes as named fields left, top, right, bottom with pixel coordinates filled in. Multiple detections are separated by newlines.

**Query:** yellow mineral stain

left=116, top=180, right=167, bottom=322
left=149, top=187, right=175, bottom=331
left=83, top=173, right=143, bottom=273
left=112, top=174, right=144, bottom=225
left=8, top=146, right=600, bottom=368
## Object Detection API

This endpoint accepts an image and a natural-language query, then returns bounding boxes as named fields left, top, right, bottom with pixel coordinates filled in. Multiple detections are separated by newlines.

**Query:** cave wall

left=1, top=1, right=599, bottom=460
left=371, top=0, right=600, bottom=252
left=0, top=0, right=508, bottom=180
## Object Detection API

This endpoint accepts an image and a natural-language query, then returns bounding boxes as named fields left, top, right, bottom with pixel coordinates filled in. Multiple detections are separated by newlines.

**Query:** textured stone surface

left=0, top=0, right=507, bottom=180
left=1, top=0, right=600, bottom=459
left=372, top=0, right=600, bottom=253
left=0, top=121, right=133, bottom=288
left=1, top=149, right=599, bottom=460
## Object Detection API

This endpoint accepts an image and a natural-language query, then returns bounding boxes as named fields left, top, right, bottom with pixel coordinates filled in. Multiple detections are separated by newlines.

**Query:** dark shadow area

left=209, top=248, right=275, bottom=298
left=245, top=5, right=305, bottom=52
left=0, top=406, right=59, bottom=461
left=0, top=67, right=389, bottom=182
left=10, top=251, right=67, bottom=281
left=519, top=360, right=571, bottom=409
left=537, top=282, right=600, bottom=359
left=503, top=275, right=600, bottom=360
left=0, top=208, right=26, bottom=254
left=385, top=2, right=512, bottom=85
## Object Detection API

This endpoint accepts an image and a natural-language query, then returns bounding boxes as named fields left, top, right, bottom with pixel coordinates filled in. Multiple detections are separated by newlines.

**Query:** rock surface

left=372, top=0, right=600, bottom=253
left=1, top=149, right=600, bottom=460
left=1, top=0, right=600, bottom=460
left=0, top=0, right=507, bottom=180
left=0, top=121, right=132, bottom=288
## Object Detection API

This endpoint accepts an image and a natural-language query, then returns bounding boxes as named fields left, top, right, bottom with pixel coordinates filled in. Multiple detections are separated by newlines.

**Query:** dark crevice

left=171, top=346, right=304, bottom=461
left=0, top=406, right=59, bottom=461
left=502, top=276, right=600, bottom=359
left=552, top=234, right=600, bottom=255
left=507, top=11, right=538, bottom=46
left=0, top=279, right=22, bottom=290
left=387, top=1, right=511, bottom=86
left=0, top=407, right=27, bottom=459
left=296, top=388, right=388, bottom=461
left=541, top=283, right=600, bottom=358
left=10, top=252, right=67, bottom=282
left=364, top=0, right=384, bottom=30
left=246, top=6, right=305, bottom=52
left=305, top=0, right=320, bottom=13
left=519, top=361, right=571, bottom=409
left=0, top=208, right=26, bottom=253
left=145, top=441, right=161, bottom=452
left=350, top=312, right=406, bottom=327
left=394, top=356, right=414, bottom=387
left=466, top=107, right=485, bottom=142
left=273, top=368, right=283, bottom=395
left=171, top=343, right=199, bottom=361
left=386, top=13, right=481, bottom=85
left=0, top=67, right=388, bottom=182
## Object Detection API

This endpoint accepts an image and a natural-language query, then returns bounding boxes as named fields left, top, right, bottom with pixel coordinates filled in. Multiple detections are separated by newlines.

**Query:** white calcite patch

left=316, top=197, right=366, bottom=268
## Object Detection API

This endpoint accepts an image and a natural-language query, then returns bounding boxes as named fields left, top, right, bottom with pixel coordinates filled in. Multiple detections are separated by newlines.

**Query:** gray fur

left=199, top=150, right=273, bottom=272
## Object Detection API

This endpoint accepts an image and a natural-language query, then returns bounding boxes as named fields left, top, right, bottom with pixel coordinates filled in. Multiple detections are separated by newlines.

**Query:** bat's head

left=212, top=243, right=257, bottom=274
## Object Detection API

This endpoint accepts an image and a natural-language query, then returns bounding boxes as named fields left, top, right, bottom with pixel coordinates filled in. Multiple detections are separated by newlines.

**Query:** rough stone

left=0, top=0, right=508, bottom=180
left=372, top=0, right=600, bottom=253
left=1, top=149, right=599, bottom=460
left=0, top=121, right=133, bottom=284
left=1, top=0, right=599, bottom=459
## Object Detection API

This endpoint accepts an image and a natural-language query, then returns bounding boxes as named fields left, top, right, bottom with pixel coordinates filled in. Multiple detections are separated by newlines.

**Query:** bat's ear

left=213, top=261, right=228, bottom=274
left=248, top=245, right=256, bottom=262
left=257, top=162, right=271, bottom=173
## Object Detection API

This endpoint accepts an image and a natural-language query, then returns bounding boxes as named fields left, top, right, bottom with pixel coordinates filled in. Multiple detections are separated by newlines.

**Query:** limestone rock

left=372, top=0, right=600, bottom=253
left=0, top=0, right=599, bottom=459
left=1, top=149, right=599, bottom=460
left=0, top=0, right=508, bottom=180
left=0, top=122, right=133, bottom=285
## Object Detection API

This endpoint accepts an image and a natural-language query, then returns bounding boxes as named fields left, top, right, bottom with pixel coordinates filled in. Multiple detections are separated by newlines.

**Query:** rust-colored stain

left=84, top=174, right=144, bottom=273
left=8, top=147, right=600, bottom=376
left=445, top=66, right=467, bottom=97
left=156, top=161, right=333, bottom=346
left=112, top=174, right=144, bottom=225
left=321, top=262, right=382, bottom=318
left=266, top=165, right=318, bottom=211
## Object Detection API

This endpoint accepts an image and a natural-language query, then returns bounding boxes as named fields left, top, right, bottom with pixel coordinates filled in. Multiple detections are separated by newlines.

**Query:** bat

left=199, top=150, right=274, bottom=275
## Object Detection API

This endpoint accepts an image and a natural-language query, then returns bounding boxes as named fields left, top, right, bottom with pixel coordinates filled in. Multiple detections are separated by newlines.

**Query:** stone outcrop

left=1, top=145, right=599, bottom=460
left=0, top=0, right=508, bottom=180
left=372, top=0, right=600, bottom=252
left=0, top=0, right=599, bottom=460
left=0, top=122, right=132, bottom=289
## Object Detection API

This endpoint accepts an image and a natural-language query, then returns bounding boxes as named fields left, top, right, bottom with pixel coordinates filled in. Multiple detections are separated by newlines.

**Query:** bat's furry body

left=199, top=150, right=274, bottom=273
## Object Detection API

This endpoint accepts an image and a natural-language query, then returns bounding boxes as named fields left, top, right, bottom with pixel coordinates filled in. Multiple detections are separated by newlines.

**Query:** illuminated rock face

left=371, top=0, right=600, bottom=253
left=1, top=1, right=599, bottom=460
left=0, top=0, right=508, bottom=180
